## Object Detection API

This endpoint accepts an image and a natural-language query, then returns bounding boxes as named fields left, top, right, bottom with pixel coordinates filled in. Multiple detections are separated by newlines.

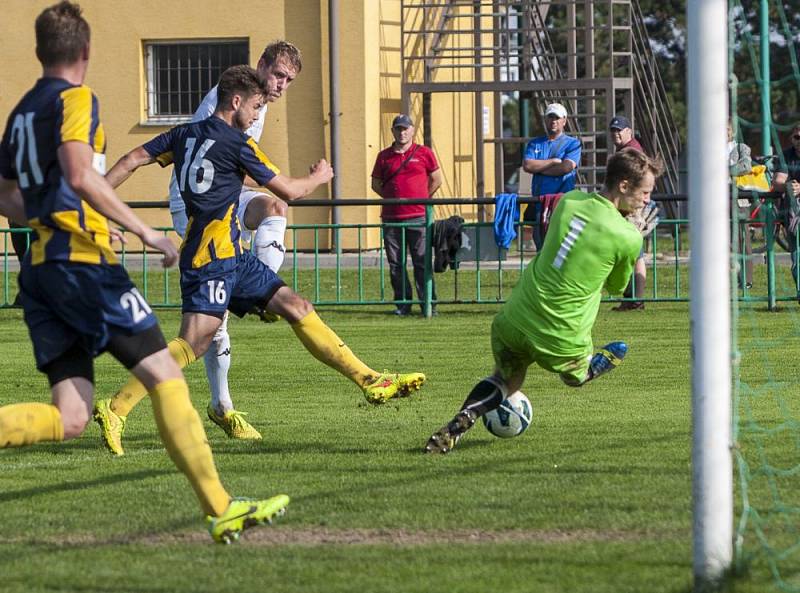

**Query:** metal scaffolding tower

left=400, top=0, right=681, bottom=199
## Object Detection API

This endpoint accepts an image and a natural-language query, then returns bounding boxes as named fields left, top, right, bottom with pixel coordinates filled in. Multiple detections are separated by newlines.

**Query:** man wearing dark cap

left=609, top=115, right=649, bottom=311
left=372, top=114, right=443, bottom=316
left=609, top=116, right=644, bottom=153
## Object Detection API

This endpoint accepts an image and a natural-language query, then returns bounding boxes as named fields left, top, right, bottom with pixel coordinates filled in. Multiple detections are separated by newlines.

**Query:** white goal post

left=688, top=0, right=734, bottom=589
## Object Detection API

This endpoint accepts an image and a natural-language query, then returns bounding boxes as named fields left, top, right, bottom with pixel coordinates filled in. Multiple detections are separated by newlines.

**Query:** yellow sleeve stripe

left=60, top=86, right=93, bottom=144
left=156, top=151, right=174, bottom=167
left=246, top=138, right=280, bottom=175
left=28, top=218, right=54, bottom=266
left=94, top=122, right=106, bottom=154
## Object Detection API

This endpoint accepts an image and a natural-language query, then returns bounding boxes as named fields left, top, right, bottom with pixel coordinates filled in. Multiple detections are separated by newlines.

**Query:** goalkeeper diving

left=425, top=149, right=665, bottom=454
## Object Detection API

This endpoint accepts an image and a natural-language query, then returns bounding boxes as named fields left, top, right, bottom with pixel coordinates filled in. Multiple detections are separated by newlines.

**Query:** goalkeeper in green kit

left=425, top=149, right=664, bottom=454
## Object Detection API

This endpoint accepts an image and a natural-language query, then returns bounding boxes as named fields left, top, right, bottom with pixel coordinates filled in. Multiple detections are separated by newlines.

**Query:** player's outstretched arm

left=264, top=159, right=334, bottom=201
left=0, top=177, right=27, bottom=225
left=106, top=146, right=156, bottom=189
left=58, top=142, right=178, bottom=267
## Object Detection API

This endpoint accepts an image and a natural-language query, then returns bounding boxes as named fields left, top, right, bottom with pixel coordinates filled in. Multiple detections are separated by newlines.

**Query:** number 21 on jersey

left=11, top=112, right=43, bottom=189
left=120, top=288, right=153, bottom=323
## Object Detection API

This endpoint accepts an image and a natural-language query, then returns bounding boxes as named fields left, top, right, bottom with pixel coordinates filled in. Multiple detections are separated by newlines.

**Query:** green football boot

left=207, top=495, right=290, bottom=544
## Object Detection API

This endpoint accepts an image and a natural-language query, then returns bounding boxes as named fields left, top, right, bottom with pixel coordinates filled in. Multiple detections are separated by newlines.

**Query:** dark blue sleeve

left=239, top=138, right=279, bottom=186
left=0, top=117, right=16, bottom=179
left=143, top=128, right=178, bottom=167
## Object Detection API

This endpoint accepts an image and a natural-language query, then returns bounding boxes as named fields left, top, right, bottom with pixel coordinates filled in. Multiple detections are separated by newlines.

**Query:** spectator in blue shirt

left=520, top=103, right=582, bottom=250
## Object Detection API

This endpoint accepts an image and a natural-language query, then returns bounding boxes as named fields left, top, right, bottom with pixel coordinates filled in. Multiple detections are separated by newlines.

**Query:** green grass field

left=0, top=299, right=797, bottom=593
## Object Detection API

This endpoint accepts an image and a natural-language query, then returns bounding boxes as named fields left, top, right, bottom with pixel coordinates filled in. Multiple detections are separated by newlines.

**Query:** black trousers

left=383, top=217, right=436, bottom=312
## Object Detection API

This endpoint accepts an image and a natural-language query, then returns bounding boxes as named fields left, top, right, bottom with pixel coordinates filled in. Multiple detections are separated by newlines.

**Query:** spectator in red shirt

left=371, top=114, right=443, bottom=315
left=609, top=115, right=649, bottom=311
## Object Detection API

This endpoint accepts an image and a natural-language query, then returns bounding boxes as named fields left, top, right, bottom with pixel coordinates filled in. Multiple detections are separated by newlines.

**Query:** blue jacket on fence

left=493, top=193, right=519, bottom=249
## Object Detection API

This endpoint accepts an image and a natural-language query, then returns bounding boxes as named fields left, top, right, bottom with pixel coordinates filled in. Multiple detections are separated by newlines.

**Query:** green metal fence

left=0, top=195, right=795, bottom=314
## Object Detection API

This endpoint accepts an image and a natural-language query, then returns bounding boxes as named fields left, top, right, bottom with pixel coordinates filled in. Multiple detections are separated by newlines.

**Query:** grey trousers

left=383, top=217, right=436, bottom=312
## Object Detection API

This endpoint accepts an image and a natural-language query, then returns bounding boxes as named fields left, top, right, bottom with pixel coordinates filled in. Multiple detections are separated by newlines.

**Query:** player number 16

left=207, top=280, right=227, bottom=305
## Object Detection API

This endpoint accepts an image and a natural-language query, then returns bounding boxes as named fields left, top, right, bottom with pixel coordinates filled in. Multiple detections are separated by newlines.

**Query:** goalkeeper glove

left=627, top=202, right=660, bottom=238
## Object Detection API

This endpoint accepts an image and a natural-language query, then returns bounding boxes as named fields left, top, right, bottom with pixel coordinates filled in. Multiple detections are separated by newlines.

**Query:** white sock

left=254, top=216, right=287, bottom=272
left=205, top=312, right=233, bottom=414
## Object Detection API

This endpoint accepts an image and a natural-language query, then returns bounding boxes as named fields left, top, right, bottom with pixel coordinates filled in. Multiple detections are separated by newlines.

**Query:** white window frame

left=142, top=38, right=249, bottom=126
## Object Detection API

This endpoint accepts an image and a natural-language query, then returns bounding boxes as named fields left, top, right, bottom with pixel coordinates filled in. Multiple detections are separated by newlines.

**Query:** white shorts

left=171, top=189, right=265, bottom=243
left=236, top=189, right=264, bottom=243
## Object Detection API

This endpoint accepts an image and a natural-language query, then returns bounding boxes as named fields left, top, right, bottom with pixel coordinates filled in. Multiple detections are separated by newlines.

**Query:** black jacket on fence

left=432, top=216, right=464, bottom=273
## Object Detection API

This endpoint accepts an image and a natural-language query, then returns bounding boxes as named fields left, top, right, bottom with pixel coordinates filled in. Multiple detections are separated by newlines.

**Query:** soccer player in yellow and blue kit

left=0, top=0, right=288, bottom=543
left=425, top=149, right=664, bottom=454
left=170, top=41, right=303, bottom=442
left=92, top=64, right=425, bottom=456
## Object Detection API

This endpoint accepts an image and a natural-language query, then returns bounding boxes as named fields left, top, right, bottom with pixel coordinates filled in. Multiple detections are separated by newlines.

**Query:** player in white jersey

left=169, top=41, right=301, bottom=440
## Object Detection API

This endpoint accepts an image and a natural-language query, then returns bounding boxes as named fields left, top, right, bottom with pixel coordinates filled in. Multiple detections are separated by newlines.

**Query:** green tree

left=637, top=0, right=688, bottom=143
left=637, top=0, right=799, bottom=151
left=730, top=0, right=799, bottom=153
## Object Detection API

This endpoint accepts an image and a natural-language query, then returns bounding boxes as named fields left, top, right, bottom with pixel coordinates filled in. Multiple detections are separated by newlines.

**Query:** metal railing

left=0, top=195, right=794, bottom=314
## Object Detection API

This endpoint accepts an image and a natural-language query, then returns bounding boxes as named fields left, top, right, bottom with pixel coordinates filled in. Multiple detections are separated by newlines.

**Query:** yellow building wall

left=378, top=0, right=496, bottom=225
left=0, top=0, right=328, bottom=249
left=0, top=0, right=496, bottom=250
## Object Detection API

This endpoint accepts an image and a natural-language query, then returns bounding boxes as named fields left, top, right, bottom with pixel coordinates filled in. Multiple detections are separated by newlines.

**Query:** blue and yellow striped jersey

left=0, top=77, right=115, bottom=266
left=143, top=116, right=279, bottom=270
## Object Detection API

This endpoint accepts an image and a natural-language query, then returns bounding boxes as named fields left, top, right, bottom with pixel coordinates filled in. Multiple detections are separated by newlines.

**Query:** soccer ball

left=482, top=391, right=532, bottom=438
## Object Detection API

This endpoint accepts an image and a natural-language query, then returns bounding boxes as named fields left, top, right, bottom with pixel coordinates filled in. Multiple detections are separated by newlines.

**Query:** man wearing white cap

left=521, top=103, right=582, bottom=250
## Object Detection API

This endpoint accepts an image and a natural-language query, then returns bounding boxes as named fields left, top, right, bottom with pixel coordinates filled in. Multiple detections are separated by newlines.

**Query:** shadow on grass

left=216, top=428, right=688, bottom=509
left=751, top=305, right=796, bottom=313
left=402, top=438, right=487, bottom=454
left=209, top=424, right=686, bottom=458
left=669, top=568, right=761, bottom=593
left=7, top=432, right=160, bottom=454
left=0, top=469, right=172, bottom=503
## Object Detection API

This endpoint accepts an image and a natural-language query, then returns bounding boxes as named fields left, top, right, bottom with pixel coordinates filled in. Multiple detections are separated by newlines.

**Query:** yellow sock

left=150, top=378, right=230, bottom=517
left=111, top=337, right=196, bottom=417
left=291, top=310, right=378, bottom=387
left=0, top=402, right=64, bottom=447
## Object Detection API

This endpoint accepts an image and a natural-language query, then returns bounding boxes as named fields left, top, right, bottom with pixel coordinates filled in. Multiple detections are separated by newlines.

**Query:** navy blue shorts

left=180, top=250, right=285, bottom=318
left=19, top=262, right=159, bottom=371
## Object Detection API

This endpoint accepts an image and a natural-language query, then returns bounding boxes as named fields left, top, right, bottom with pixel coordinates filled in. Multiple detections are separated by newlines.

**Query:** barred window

left=144, top=39, right=249, bottom=124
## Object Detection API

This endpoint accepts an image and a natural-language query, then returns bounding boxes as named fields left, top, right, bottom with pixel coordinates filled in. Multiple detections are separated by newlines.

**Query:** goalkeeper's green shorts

left=490, top=311, right=592, bottom=385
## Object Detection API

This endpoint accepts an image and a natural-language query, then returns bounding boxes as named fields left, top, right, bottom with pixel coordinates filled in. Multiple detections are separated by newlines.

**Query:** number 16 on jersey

left=207, top=280, right=227, bottom=305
